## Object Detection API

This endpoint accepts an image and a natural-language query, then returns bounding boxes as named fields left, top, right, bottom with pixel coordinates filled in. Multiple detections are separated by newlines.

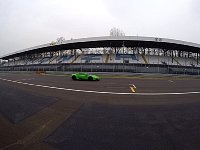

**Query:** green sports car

left=71, top=73, right=100, bottom=81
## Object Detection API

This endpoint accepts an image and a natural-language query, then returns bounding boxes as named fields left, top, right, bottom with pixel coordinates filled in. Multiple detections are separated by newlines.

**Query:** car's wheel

left=72, top=75, right=76, bottom=80
left=88, top=76, right=93, bottom=81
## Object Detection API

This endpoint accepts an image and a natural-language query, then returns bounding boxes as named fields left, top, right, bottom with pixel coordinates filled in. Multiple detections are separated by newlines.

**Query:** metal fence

left=0, top=63, right=200, bottom=75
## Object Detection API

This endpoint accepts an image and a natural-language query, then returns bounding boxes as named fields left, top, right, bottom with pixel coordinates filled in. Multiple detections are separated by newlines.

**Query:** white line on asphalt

left=129, top=84, right=137, bottom=89
left=132, top=84, right=137, bottom=89
left=0, top=77, right=200, bottom=96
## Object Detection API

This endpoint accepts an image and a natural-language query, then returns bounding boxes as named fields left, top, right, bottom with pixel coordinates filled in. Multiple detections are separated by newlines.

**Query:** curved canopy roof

left=1, top=36, right=200, bottom=59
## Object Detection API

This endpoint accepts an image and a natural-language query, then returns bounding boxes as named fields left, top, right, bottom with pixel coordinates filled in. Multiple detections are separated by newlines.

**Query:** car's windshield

left=79, top=73, right=88, bottom=75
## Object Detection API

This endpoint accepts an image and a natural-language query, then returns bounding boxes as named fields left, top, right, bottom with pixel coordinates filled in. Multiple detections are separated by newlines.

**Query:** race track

left=0, top=72, right=200, bottom=150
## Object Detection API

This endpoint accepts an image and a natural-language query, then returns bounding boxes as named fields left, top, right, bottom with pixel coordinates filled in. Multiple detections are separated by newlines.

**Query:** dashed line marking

left=1, top=77, right=200, bottom=96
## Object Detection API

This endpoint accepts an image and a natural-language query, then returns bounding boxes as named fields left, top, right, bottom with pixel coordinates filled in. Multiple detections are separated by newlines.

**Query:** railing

left=0, top=63, right=200, bottom=75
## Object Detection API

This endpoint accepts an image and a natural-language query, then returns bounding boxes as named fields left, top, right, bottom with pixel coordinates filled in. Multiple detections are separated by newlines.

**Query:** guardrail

left=0, top=63, right=200, bottom=75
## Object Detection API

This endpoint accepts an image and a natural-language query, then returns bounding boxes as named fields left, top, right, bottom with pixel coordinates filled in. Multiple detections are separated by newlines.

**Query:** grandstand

left=0, top=36, right=200, bottom=75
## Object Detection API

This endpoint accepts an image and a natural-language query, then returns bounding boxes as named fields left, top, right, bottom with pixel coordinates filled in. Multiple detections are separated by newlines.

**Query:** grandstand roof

left=1, top=36, right=200, bottom=59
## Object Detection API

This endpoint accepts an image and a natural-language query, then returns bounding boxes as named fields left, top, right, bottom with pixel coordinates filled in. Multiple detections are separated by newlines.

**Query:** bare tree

left=56, top=37, right=65, bottom=44
left=110, top=27, right=125, bottom=36
left=109, top=28, right=125, bottom=53
left=50, top=41, right=56, bottom=46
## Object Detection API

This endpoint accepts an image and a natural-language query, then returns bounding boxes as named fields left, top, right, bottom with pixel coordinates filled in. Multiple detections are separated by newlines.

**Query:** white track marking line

left=0, top=77, right=200, bottom=96
left=168, top=80, right=174, bottom=83
left=129, top=84, right=137, bottom=89
left=132, top=84, right=137, bottom=89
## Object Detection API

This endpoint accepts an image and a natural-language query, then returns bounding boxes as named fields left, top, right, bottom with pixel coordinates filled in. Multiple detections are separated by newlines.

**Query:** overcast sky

left=0, top=0, right=200, bottom=56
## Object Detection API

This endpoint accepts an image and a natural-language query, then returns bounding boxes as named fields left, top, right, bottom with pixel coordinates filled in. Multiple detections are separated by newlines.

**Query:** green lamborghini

left=71, top=73, right=100, bottom=81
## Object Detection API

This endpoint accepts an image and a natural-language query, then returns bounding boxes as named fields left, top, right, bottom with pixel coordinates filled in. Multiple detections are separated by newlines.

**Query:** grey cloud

left=0, top=0, right=200, bottom=56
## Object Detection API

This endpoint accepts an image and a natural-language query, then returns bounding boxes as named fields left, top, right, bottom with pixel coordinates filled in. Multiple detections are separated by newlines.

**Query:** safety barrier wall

left=0, top=63, right=200, bottom=75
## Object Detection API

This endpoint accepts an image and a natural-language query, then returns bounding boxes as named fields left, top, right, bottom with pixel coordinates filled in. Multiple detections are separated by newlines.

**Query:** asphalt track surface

left=0, top=72, right=200, bottom=150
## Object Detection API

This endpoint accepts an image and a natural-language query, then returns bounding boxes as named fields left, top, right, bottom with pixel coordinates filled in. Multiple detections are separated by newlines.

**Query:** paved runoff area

left=0, top=72, right=200, bottom=150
